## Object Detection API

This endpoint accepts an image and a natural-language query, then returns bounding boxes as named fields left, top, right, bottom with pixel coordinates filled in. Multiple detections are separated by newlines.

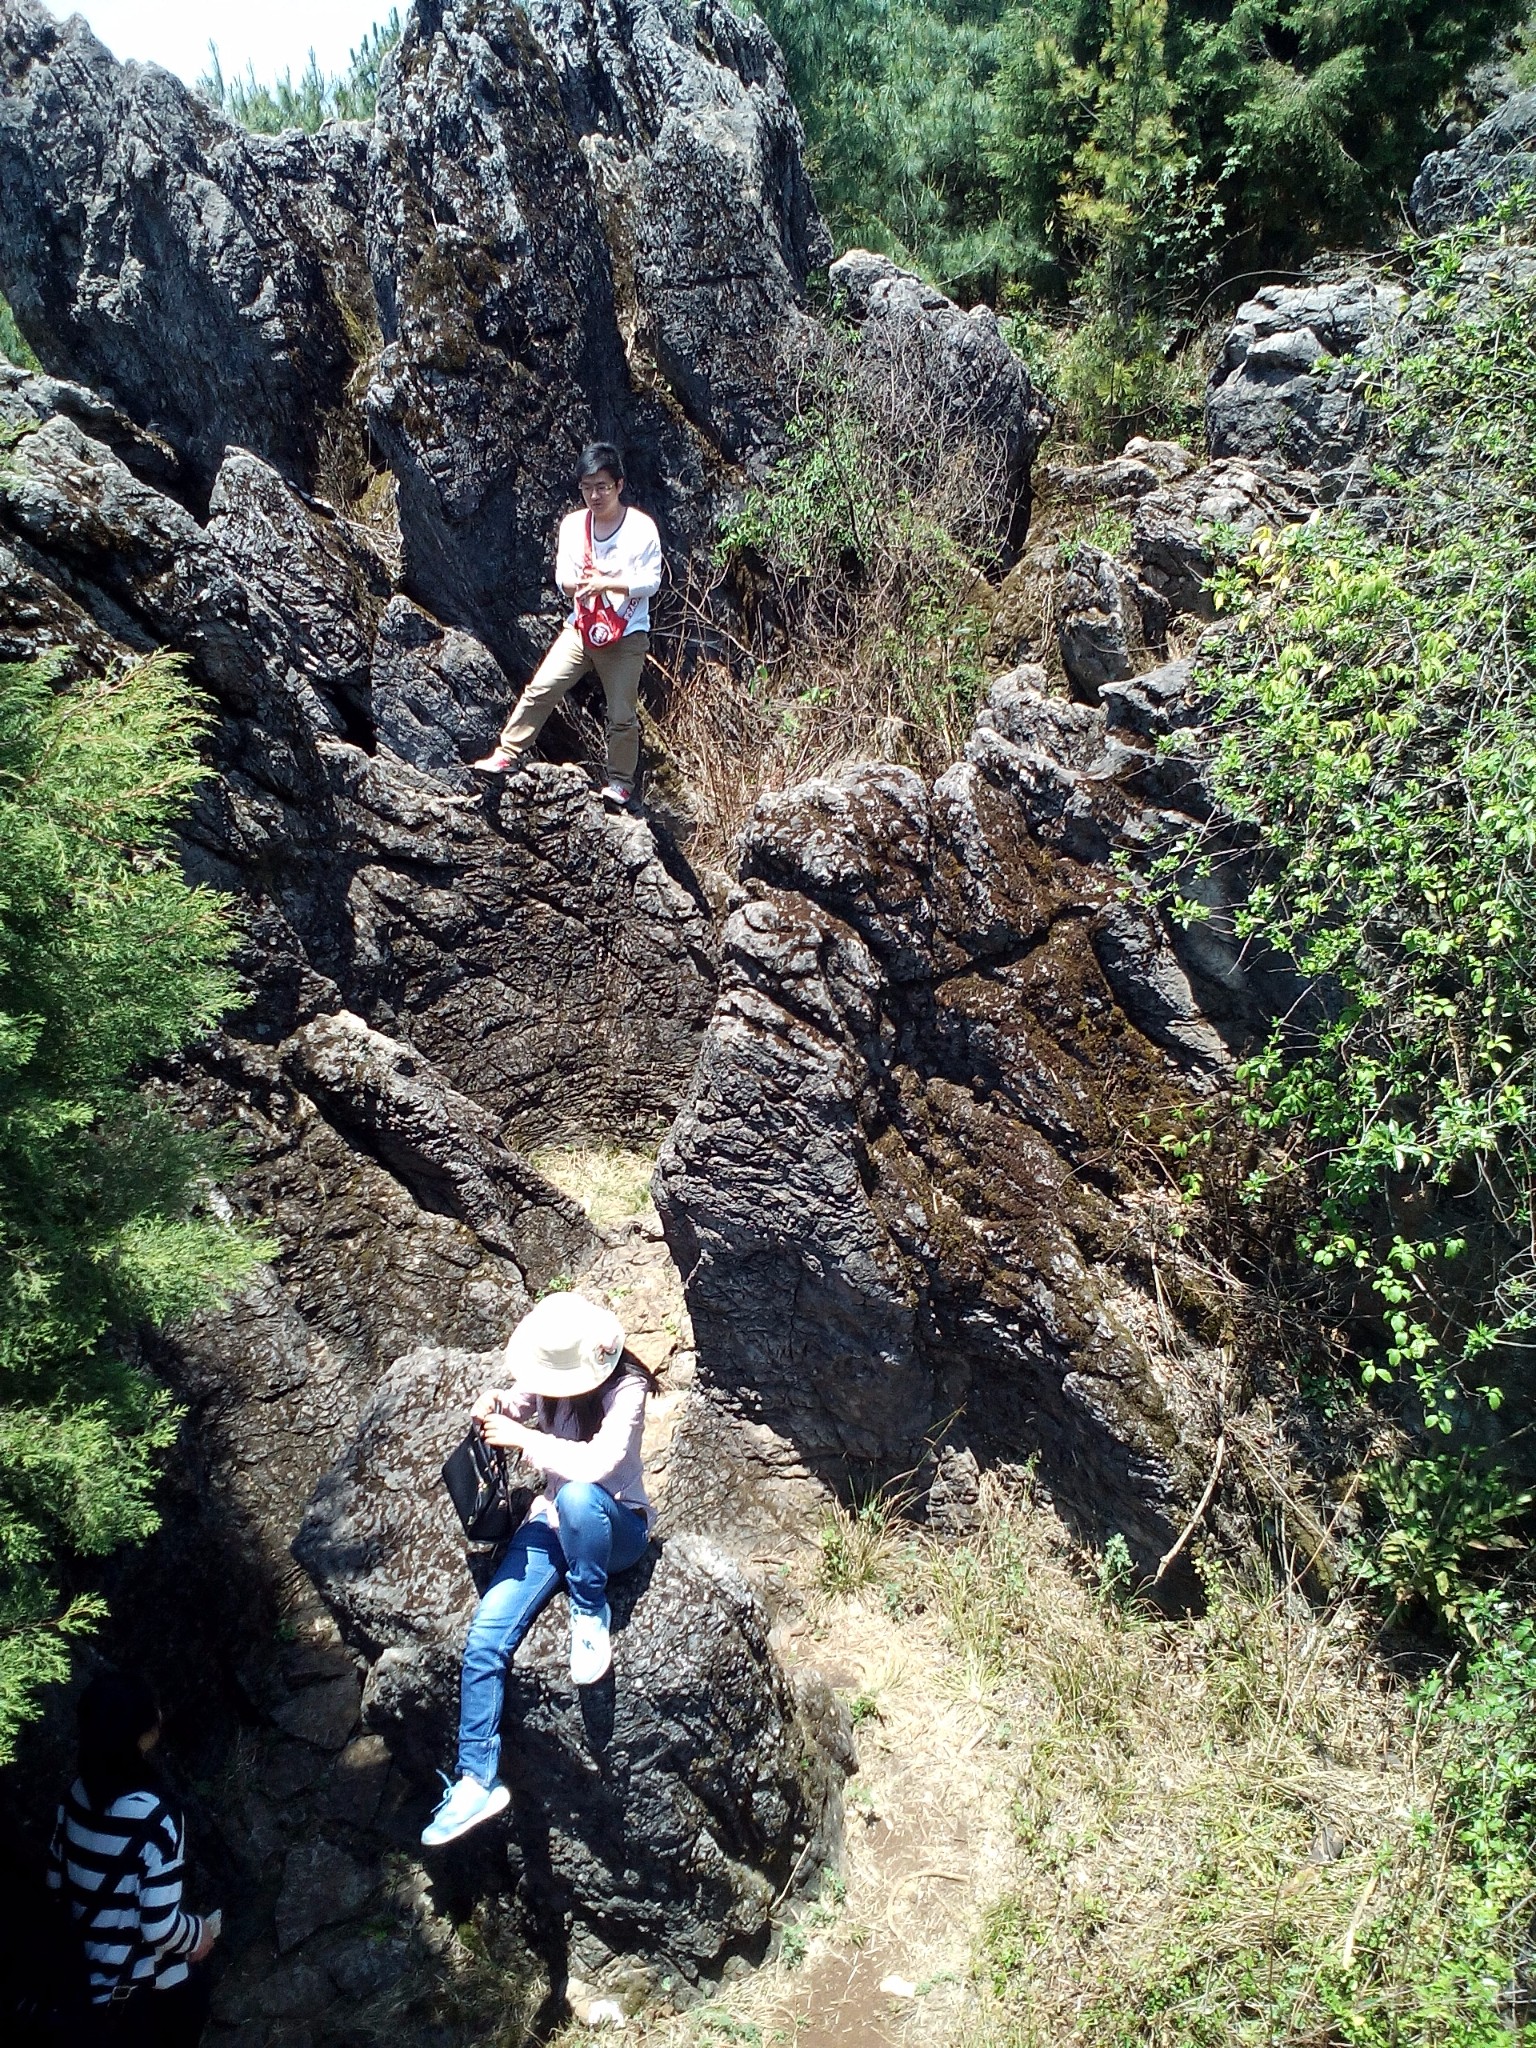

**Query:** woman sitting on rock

left=422, top=1291, right=656, bottom=1848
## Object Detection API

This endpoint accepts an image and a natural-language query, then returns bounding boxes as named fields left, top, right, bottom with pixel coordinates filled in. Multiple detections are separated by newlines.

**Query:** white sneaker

left=570, top=1605, right=612, bottom=1685
left=420, top=1772, right=510, bottom=1847
left=599, top=779, right=637, bottom=812
left=470, top=747, right=519, bottom=774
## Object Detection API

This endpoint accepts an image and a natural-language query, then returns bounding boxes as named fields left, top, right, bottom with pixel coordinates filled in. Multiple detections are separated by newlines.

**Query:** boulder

left=1412, top=89, right=1536, bottom=232
left=829, top=250, right=1049, bottom=525
left=1205, top=280, right=1404, bottom=491
left=294, top=1344, right=850, bottom=1983
left=655, top=676, right=1252, bottom=1570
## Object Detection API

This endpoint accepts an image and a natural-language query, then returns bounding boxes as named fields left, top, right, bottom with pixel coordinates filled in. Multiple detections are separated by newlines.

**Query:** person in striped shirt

left=48, top=1670, right=218, bottom=2043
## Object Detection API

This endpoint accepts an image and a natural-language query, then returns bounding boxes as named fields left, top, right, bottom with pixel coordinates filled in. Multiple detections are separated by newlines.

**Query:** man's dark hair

left=577, top=442, right=624, bottom=484
left=77, top=1669, right=160, bottom=1809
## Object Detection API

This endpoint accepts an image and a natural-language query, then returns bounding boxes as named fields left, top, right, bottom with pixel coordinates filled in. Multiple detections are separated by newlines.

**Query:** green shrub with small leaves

left=0, top=291, right=38, bottom=372
left=0, top=654, right=266, bottom=1759
left=1149, top=211, right=1536, bottom=1636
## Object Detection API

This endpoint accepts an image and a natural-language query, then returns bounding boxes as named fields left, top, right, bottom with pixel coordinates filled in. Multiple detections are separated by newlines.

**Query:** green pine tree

left=199, top=11, right=402, bottom=135
left=0, top=654, right=266, bottom=1761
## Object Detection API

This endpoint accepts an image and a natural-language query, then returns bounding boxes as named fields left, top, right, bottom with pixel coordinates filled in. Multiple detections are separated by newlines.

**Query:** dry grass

left=652, top=327, right=1018, bottom=868
left=599, top=1473, right=1513, bottom=2048
left=528, top=1143, right=660, bottom=1229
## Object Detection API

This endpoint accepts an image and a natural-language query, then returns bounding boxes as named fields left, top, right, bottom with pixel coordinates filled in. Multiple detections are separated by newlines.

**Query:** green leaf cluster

left=198, top=11, right=401, bottom=134
left=1153, top=215, right=1536, bottom=1634
left=0, top=290, right=39, bottom=373
left=760, top=0, right=1521, bottom=303
left=0, top=654, right=266, bottom=1761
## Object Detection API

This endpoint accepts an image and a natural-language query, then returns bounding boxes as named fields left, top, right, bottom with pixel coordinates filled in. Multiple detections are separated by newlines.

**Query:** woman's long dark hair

left=558, top=1349, right=659, bottom=1442
left=77, top=1669, right=161, bottom=1811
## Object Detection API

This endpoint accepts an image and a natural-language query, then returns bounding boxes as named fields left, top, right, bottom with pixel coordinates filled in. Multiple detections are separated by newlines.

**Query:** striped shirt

left=47, top=1782, right=203, bottom=2002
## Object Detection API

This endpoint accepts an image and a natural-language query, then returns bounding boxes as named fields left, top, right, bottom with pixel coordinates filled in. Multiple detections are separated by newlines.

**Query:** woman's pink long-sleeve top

left=500, top=1370, right=653, bottom=1531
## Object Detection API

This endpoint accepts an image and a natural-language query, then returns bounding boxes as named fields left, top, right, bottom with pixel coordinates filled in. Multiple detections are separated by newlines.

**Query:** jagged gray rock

left=295, top=1343, right=851, bottom=1984
left=363, top=0, right=636, bottom=665
left=1412, top=89, right=1536, bottom=232
left=1057, top=543, right=1169, bottom=697
left=0, top=368, right=721, bottom=1145
left=1130, top=457, right=1316, bottom=618
left=1205, top=280, right=1404, bottom=491
left=655, top=676, right=1255, bottom=1571
left=370, top=594, right=512, bottom=774
left=0, top=0, right=374, bottom=490
left=526, top=0, right=829, bottom=460
left=207, top=449, right=393, bottom=744
left=829, top=250, right=1049, bottom=521
left=0, top=0, right=840, bottom=680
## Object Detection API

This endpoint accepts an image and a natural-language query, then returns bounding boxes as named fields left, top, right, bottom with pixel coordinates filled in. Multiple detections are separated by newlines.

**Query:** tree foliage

left=758, top=0, right=1524, bottom=303
left=0, top=655, right=265, bottom=1760
left=199, top=11, right=401, bottom=134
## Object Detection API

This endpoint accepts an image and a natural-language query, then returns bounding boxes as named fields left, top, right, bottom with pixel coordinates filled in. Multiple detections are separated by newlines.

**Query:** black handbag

left=441, top=1427, right=531, bottom=1547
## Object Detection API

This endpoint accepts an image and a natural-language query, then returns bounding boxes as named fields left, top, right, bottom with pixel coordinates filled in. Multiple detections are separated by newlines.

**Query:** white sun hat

left=503, top=1291, right=625, bottom=1398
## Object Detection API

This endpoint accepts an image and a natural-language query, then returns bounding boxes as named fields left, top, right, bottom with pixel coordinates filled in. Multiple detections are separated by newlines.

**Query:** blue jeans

left=455, top=1481, right=649, bottom=1785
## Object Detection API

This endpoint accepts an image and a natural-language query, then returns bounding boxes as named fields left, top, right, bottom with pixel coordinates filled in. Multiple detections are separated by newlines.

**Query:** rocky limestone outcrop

left=1205, top=279, right=1404, bottom=493
left=294, top=1343, right=851, bottom=1986
left=0, top=0, right=375, bottom=492
left=654, top=663, right=1262, bottom=1571
left=527, top=0, right=830, bottom=461
left=0, top=0, right=853, bottom=2012
left=1413, top=88, right=1536, bottom=232
left=0, top=0, right=832, bottom=676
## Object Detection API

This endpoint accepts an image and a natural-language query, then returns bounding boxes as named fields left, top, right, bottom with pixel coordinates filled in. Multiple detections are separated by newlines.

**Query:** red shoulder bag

left=575, top=511, right=629, bottom=649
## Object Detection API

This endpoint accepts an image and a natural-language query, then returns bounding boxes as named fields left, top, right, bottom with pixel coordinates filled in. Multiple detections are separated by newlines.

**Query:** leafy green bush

left=0, top=291, right=38, bottom=372
left=199, top=12, right=400, bottom=133
left=0, top=655, right=266, bottom=1759
left=1150, top=216, right=1536, bottom=1634
left=661, top=332, right=1004, bottom=852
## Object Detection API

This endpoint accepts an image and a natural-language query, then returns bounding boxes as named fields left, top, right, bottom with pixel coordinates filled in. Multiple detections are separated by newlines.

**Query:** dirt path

left=539, top=1169, right=1008, bottom=2048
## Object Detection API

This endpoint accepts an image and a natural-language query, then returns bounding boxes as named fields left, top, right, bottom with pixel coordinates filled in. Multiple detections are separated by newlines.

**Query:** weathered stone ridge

left=654, top=669, right=1250, bottom=1571
left=0, top=0, right=836, bottom=2007
left=0, top=0, right=832, bottom=675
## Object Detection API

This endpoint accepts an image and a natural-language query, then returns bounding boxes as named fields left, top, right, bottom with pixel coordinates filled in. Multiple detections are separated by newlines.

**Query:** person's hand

left=481, top=1413, right=530, bottom=1453
left=190, top=1913, right=220, bottom=1962
left=470, top=1387, right=502, bottom=1425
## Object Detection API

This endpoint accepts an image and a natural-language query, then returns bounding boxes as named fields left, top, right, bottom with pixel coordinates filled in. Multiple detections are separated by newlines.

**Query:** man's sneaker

left=600, top=779, right=637, bottom=812
left=570, top=1604, right=612, bottom=1686
left=470, top=747, right=519, bottom=774
left=420, top=1773, right=510, bottom=1847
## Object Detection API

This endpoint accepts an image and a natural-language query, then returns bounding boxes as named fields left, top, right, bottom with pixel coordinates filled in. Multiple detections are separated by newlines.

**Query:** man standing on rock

left=473, top=442, right=663, bottom=811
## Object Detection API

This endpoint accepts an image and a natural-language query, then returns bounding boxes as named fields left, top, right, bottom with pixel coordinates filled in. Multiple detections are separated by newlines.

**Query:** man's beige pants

left=498, top=626, right=647, bottom=783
